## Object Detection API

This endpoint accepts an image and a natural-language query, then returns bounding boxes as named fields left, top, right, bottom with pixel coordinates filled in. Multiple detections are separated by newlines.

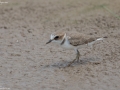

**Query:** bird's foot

left=67, top=58, right=76, bottom=67
left=77, top=59, right=83, bottom=64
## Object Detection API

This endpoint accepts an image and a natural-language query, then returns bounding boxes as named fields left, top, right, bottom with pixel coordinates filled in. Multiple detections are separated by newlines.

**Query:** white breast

left=61, top=38, right=74, bottom=49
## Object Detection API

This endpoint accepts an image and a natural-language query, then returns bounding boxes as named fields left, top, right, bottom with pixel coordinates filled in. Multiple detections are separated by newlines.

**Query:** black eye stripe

left=55, top=36, right=59, bottom=39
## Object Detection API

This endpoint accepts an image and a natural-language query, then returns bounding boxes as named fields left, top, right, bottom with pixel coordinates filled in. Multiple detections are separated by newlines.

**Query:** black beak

left=46, top=39, right=53, bottom=44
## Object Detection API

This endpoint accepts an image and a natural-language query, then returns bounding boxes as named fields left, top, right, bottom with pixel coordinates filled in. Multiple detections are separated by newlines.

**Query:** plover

left=46, top=31, right=107, bottom=66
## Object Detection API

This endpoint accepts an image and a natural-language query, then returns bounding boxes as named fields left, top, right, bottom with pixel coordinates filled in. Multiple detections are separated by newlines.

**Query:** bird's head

left=46, top=32, right=66, bottom=44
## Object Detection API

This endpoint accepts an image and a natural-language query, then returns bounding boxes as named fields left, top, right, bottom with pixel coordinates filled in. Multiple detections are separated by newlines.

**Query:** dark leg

left=68, top=49, right=80, bottom=66
left=76, top=50, right=80, bottom=62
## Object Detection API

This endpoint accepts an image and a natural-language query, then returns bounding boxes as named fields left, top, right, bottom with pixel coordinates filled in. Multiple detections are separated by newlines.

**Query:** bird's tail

left=96, top=36, right=107, bottom=41
left=88, top=36, right=107, bottom=48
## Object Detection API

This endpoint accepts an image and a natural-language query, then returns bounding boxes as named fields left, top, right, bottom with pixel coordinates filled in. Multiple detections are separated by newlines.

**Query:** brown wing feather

left=68, top=32, right=97, bottom=46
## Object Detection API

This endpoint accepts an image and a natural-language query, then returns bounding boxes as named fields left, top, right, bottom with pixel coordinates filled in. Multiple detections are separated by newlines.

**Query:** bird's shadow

left=44, top=57, right=101, bottom=68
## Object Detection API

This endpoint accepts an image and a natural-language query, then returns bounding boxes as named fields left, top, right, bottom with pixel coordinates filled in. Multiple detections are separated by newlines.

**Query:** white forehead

left=50, top=34, right=55, bottom=39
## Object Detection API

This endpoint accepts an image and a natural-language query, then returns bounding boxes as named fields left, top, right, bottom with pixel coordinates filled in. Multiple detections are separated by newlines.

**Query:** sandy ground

left=0, top=0, right=120, bottom=90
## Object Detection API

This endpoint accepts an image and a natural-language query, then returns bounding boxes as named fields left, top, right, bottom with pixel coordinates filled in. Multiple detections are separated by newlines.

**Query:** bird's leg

left=68, top=49, right=80, bottom=66
left=76, top=50, right=80, bottom=62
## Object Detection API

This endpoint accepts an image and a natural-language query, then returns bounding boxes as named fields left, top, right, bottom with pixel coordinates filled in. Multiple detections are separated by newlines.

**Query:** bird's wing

left=68, top=33, right=97, bottom=46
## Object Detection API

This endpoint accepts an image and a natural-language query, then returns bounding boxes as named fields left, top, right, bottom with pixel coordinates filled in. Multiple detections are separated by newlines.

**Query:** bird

left=46, top=31, right=107, bottom=66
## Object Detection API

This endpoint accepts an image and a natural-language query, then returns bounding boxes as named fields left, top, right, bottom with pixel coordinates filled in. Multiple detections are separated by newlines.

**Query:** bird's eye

left=54, top=36, right=59, bottom=40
